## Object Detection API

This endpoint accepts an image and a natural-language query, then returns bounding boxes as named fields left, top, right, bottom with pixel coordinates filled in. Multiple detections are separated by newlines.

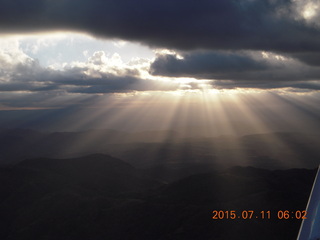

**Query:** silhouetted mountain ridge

left=155, top=166, right=315, bottom=207
left=1, top=129, right=319, bottom=170
left=16, top=154, right=161, bottom=195
left=0, top=154, right=317, bottom=240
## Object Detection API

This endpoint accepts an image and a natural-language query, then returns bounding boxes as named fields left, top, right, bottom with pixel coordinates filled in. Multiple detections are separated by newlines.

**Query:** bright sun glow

left=295, top=0, right=320, bottom=22
left=303, top=4, right=317, bottom=19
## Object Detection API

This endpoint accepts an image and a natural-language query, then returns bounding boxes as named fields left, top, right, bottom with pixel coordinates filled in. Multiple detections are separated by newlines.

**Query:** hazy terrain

left=1, top=128, right=319, bottom=169
left=0, top=128, right=319, bottom=239
left=0, top=154, right=316, bottom=240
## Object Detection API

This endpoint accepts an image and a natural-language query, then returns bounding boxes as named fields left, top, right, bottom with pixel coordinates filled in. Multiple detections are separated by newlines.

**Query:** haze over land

left=0, top=153, right=316, bottom=240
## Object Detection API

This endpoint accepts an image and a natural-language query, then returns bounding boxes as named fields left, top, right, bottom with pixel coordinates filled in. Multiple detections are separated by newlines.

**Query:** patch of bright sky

left=292, top=0, right=320, bottom=24
left=12, top=32, right=155, bottom=68
left=0, top=31, right=216, bottom=94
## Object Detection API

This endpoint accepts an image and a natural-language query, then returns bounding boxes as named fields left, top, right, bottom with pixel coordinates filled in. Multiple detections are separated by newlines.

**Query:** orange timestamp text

left=212, top=210, right=307, bottom=220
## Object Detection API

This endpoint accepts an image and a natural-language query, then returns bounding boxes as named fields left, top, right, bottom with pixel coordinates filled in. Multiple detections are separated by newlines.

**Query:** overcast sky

left=0, top=0, right=320, bottom=113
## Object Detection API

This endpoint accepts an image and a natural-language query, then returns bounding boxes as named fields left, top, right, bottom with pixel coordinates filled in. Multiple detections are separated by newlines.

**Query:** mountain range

left=0, top=153, right=317, bottom=240
left=0, top=128, right=319, bottom=170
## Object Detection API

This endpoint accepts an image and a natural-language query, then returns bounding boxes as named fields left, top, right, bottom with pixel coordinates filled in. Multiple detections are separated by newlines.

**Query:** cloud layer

left=1, top=0, right=320, bottom=53
left=0, top=47, right=179, bottom=95
left=150, top=51, right=320, bottom=90
left=0, top=38, right=184, bottom=110
left=1, top=0, right=320, bottom=104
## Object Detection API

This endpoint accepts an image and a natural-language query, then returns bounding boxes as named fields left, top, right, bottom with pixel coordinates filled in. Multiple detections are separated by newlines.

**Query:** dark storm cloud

left=212, top=80, right=320, bottom=90
left=150, top=51, right=270, bottom=78
left=1, top=0, right=320, bottom=53
left=1, top=0, right=320, bottom=92
left=150, top=51, right=320, bottom=84
left=289, top=52, right=320, bottom=66
left=54, top=73, right=177, bottom=94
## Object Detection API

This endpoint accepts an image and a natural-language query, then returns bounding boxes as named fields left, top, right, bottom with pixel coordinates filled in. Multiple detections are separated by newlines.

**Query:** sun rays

left=35, top=86, right=317, bottom=169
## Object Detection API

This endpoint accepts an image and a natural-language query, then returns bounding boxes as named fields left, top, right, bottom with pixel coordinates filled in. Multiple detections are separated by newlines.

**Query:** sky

left=0, top=0, right=320, bottom=133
